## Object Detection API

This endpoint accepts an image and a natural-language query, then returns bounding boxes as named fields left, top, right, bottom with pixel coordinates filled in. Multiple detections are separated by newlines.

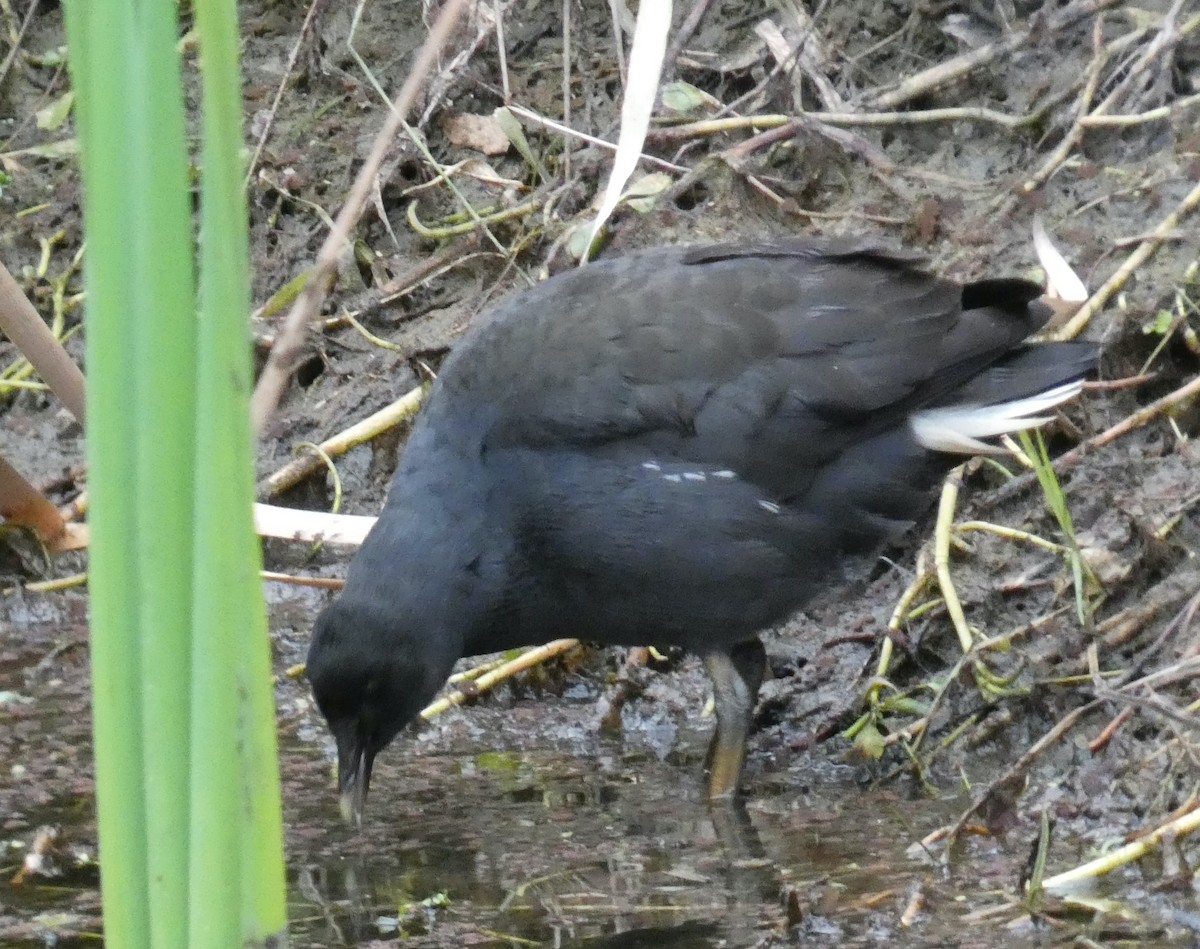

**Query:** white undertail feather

left=909, top=380, right=1084, bottom=455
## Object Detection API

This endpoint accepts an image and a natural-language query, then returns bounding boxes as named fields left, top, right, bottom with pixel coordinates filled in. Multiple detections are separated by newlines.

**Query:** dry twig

left=1055, top=176, right=1200, bottom=340
left=943, top=701, right=1098, bottom=847
left=244, top=0, right=324, bottom=185
left=862, top=0, right=1125, bottom=111
left=251, top=0, right=470, bottom=437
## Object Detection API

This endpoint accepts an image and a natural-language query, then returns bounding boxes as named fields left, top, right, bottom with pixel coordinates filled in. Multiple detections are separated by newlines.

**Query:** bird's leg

left=702, top=638, right=766, bottom=799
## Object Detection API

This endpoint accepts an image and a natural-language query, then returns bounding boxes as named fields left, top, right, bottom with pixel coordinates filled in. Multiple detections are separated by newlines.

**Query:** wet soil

left=2, top=0, right=1200, bottom=945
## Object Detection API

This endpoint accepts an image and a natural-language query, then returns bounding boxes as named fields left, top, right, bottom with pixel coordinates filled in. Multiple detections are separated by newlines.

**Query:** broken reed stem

left=956, top=521, right=1065, bottom=555
left=1, top=572, right=89, bottom=596
left=871, top=560, right=933, bottom=695
left=406, top=195, right=540, bottom=239
left=55, top=504, right=378, bottom=551
left=259, top=386, right=425, bottom=498
left=0, top=261, right=87, bottom=424
left=420, top=639, right=580, bottom=720
left=934, top=468, right=973, bottom=655
left=1041, top=803, right=1200, bottom=893
left=243, top=0, right=323, bottom=185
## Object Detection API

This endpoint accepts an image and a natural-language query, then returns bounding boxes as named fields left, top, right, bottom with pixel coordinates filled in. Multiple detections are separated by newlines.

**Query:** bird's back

left=389, top=240, right=1095, bottom=654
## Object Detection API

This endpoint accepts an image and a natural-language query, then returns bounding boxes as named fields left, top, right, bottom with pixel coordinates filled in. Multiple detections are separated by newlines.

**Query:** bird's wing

left=447, top=239, right=1048, bottom=498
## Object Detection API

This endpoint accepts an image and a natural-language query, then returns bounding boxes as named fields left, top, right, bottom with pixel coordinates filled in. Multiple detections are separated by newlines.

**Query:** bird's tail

left=909, top=341, right=1098, bottom=455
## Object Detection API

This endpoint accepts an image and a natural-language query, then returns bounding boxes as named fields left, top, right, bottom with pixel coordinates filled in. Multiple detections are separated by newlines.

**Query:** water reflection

left=283, top=741, right=956, bottom=948
left=4, top=613, right=1189, bottom=947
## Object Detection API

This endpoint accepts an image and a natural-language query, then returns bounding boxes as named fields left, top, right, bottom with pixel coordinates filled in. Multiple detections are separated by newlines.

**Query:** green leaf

left=881, top=696, right=929, bottom=717
left=493, top=107, right=544, bottom=183
left=475, top=751, right=522, bottom=773
left=1143, top=309, right=1173, bottom=335
left=623, top=171, right=671, bottom=213
left=660, top=80, right=719, bottom=114
left=4, top=139, right=79, bottom=160
left=36, top=91, right=75, bottom=131
left=852, top=721, right=886, bottom=760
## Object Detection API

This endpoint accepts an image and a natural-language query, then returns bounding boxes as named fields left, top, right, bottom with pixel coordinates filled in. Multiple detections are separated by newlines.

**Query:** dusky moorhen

left=307, top=238, right=1098, bottom=823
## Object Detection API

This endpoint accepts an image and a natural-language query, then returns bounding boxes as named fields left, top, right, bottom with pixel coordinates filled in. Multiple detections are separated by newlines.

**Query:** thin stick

left=945, top=702, right=1097, bottom=845
left=244, top=0, right=323, bottom=185
left=650, top=105, right=1038, bottom=145
left=260, top=571, right=345, bottom=590
left=0, top=0, right=38, bottom=93
left=1028, top=10, right=1200, bottom=200
left=507, top=104, right=687, bottom=173
left=1082, top=371, right=1200, bottom=452
left=863, top=0, right=1124, bottom=111
left=1055, top=176, right=1200, bottom=339
left=494, top=0, right=510, bottom=102
left=561, top=0, right=571, bottom=181
left=605, top=0, right=625, bottom=82
left=250, top=0, right=470, bottom=437
left=1021, top=16, right=1106, bottom=196
left=1079, top=90, right=1200, bottom=126
left=663, top=0, right=717, bottom=79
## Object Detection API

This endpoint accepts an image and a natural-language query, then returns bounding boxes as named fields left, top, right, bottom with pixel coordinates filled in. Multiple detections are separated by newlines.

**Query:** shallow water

left=2, top=617, right=1196, bottom=948
left=281, top=735, right=1189, bottom=949
left=285, top=742, right=944, bottom=948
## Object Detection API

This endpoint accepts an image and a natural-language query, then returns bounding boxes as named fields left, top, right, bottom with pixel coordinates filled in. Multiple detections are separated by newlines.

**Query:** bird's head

left=307, top=595, right=452, bottom=826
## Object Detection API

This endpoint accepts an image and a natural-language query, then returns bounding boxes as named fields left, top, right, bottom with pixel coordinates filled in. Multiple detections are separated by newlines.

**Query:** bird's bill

left=336, top=736, right=375, bottom=827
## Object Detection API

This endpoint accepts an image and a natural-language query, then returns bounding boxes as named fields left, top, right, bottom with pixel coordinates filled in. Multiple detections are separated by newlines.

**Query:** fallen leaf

left=442, top=113, right=510, bottom=156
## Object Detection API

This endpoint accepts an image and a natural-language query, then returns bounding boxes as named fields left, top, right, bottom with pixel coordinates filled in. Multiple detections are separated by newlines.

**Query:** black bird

left=307, top=238, right=1097, bottom=823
